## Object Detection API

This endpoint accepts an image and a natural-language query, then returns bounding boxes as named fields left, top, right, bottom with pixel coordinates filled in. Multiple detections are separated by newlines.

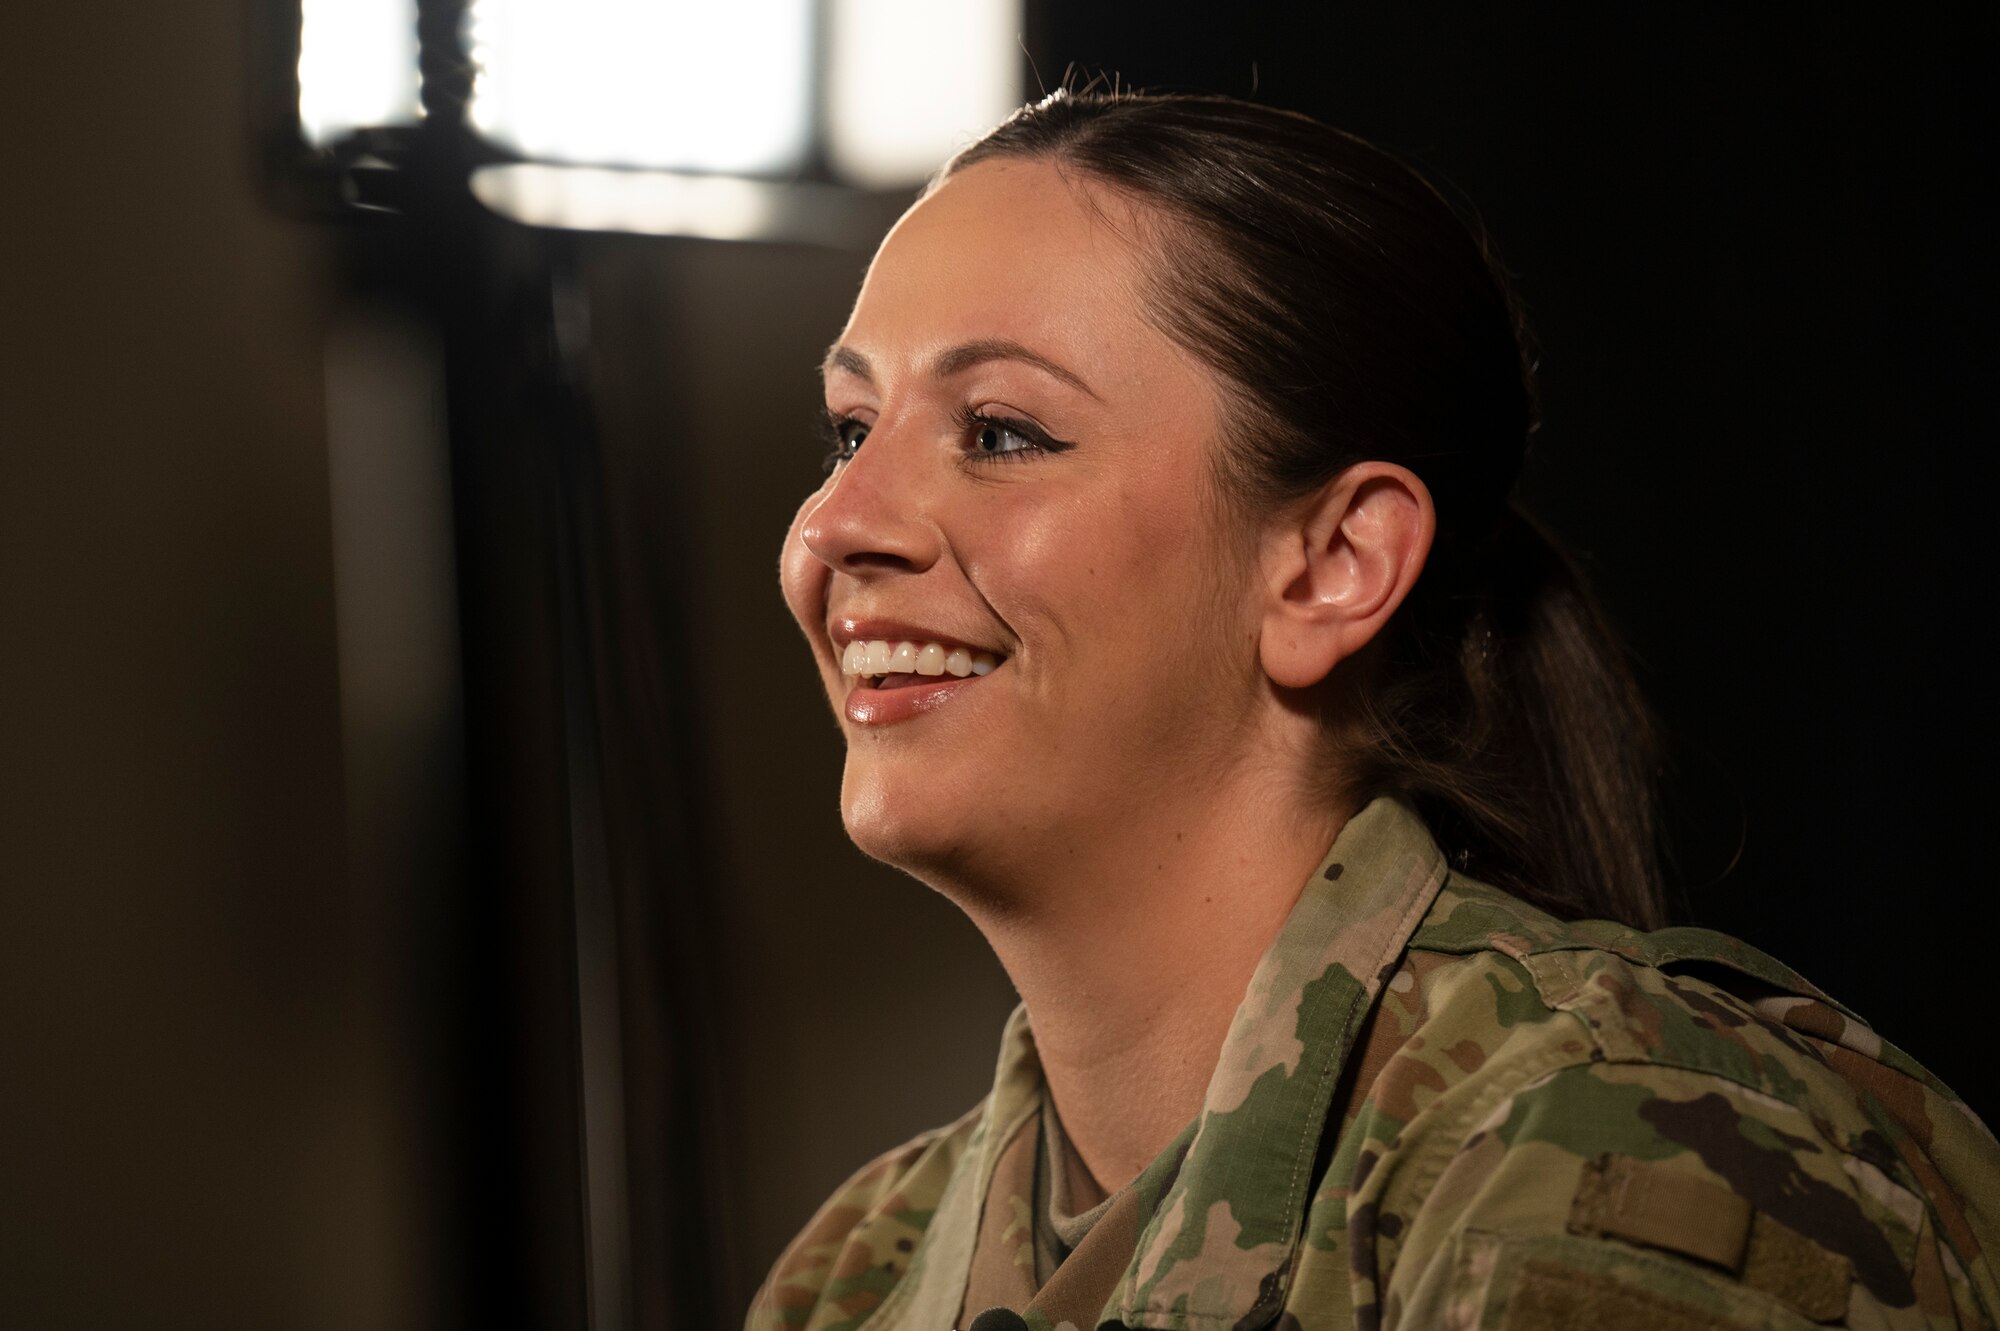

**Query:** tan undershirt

left=1034, top=1095, right=1117, bottom=1282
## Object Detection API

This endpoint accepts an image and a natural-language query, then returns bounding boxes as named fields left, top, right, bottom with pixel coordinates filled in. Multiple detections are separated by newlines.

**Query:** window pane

left=826, top=0, right=1023, bottom=188
left=468, top=0, right=814, bottom=174
left=299, top=0, right=421, bottom=144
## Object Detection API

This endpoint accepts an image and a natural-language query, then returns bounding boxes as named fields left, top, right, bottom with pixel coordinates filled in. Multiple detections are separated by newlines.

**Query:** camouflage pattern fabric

left=747, top=798, right=2000, bottom=1330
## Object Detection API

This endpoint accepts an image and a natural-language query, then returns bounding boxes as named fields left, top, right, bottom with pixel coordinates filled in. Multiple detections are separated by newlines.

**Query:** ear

left=1257, top=463, right=1436, bottom=690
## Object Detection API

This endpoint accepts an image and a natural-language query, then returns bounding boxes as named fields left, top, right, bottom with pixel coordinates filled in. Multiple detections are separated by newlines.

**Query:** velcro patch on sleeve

left=1568, top=1154, right=1754, bottom=1271
left=1500, top=1260, right=1760, bottom=1331
left=1566, top=1154, right=1854, bottom=1323
left=1740, top=1212, right=1852, bottom=1323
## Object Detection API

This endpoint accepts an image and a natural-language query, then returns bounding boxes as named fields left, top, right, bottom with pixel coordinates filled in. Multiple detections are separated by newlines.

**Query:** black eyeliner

left=949, top=404, right=1076, bottom=457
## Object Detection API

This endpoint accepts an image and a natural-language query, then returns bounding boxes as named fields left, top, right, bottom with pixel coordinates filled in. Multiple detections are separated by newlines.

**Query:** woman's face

left=781, top=158, right=1268, bottom=892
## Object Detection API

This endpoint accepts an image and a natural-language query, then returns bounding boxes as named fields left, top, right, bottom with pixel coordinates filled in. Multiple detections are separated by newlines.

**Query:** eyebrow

left=821, top=338, right=1100, bottom=401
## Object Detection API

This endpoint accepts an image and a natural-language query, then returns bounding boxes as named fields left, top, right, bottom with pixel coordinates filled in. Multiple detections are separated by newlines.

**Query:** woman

left=751, top=91, right=1998, bottom=1330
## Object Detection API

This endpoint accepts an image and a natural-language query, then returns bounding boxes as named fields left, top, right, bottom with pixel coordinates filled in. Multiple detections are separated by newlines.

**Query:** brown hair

left=946, top=91, right=1668, bottom=928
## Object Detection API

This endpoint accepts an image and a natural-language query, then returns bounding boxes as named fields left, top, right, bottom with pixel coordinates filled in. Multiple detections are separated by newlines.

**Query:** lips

left=828, top=622, right=1008, bottom=725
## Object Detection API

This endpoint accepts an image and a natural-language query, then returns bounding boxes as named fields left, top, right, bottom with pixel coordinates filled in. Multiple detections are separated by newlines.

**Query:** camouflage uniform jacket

left=748, top=798, right=2000, bottom=1330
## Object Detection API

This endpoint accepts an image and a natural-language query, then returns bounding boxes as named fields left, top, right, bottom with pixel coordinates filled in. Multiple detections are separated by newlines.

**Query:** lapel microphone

left=968, top=1308, right=1031, bottom=1331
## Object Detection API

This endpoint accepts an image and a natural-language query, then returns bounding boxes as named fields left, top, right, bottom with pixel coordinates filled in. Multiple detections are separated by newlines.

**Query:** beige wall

left=0, top=5, right=442, bottom=1327
left=1, top=6, right=1017, bottom=1325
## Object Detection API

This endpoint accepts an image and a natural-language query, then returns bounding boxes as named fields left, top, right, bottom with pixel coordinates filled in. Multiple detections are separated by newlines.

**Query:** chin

left=841, top=767, right=950, bottom=870
left=838, top=761, right=991, bottom=892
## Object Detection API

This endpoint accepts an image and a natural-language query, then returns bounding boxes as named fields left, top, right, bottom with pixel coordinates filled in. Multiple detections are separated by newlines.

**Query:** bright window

left=298, top=0, right=422, bottom=144
left=825, top=0, right=1023, bottom=187
left=466, top=0, right=815, bottom=174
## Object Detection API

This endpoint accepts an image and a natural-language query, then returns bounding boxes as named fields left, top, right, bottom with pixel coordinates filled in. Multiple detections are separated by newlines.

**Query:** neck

left=963, top=767, right=1347, bottom=1195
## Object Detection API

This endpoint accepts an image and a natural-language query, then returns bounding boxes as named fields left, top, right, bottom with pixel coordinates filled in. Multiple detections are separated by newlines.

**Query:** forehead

left=838, top=158, right=1181, bottom=385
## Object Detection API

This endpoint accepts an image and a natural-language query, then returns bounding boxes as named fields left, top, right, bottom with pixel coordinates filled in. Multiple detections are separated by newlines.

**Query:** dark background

left=1028, top=2, right=1997, bottom=1103
left=2, top=3, right=1989, bottom=1328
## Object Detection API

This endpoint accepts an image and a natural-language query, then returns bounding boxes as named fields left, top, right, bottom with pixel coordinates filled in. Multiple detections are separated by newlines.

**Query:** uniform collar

left=891, top=797, right=1449, bottom=1330
left=1109, top=796, right=1448, bottom=1327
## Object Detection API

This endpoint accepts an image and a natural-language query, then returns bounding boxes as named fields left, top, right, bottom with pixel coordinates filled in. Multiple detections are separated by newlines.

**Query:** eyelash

left=818, top=407, right=1073, bottom=473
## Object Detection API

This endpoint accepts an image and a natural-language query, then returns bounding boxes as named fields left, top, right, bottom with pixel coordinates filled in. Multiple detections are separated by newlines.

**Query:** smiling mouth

left=839, top=638, right=1004, bottom=689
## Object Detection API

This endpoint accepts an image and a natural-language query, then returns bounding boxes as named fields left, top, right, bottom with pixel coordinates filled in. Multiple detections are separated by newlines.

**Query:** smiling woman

left=753, top=92, right=2000, bottom=1331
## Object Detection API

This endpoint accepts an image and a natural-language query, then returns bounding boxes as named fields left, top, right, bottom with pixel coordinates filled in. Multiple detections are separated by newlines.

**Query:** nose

left=796, top=425, right=941, bottom=577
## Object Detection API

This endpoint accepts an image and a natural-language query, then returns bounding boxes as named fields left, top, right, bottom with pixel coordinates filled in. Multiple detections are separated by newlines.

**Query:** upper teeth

left=840, top=639, right=1000, bottom=679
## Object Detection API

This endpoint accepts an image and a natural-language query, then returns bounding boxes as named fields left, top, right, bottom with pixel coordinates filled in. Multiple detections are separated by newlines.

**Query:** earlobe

left=1257, top=464, right=1435, bottom=690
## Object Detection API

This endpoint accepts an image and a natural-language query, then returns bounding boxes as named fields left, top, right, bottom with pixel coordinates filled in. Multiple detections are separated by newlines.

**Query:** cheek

left=980, top=482, right=1232, bottom=667
left=959, top=492, right=1128, bottom=658
left=1077, top=494, right=1256, bottom=696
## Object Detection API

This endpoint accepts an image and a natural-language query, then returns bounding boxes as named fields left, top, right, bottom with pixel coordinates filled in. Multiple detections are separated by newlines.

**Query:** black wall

left=1027, top=2, right=1994, bottom=1110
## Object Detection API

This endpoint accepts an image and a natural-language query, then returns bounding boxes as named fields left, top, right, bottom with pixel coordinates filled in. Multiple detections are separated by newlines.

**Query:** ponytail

left=1348, top=505, right=1667, bottom=927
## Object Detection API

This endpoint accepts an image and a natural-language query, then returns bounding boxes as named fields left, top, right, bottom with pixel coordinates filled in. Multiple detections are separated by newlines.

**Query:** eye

left=835, top=417, right=871, bottom=453
left=820, top=413, right=870, bottom=472
left=953, top=406, right=1073, bottom=462
left=970, top=417, right=1039, bottom=456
